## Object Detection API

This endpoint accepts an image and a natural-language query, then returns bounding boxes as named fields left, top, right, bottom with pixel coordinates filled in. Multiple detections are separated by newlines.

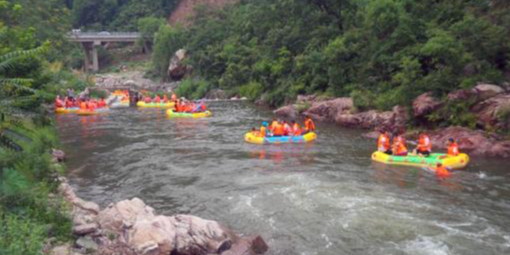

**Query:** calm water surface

left=56, top=101, right=510, bottom=255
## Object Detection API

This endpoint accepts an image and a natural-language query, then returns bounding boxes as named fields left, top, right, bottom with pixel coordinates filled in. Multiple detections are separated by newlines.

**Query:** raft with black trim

left=244, top=132, right=317, bottom=145
left=137, top=101, right=175, bottom=108
left=55, top=107, right=79, bottom=114
left=371, top=151, right=469, bottom=170
left=76, top=108, right=110, bottom=116
left=166, top=109, right=212, bottom=118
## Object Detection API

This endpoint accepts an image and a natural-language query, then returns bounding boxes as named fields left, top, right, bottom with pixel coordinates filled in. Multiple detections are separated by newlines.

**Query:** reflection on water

left=56, top=102, right=510, bottom=255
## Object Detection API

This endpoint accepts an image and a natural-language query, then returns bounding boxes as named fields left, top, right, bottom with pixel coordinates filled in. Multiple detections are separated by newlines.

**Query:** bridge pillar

left=81, top=41, right=101, bottom=72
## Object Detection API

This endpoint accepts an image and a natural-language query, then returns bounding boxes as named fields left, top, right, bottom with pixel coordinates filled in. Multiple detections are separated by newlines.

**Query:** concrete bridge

left=67, top=32, right=143, bottom=72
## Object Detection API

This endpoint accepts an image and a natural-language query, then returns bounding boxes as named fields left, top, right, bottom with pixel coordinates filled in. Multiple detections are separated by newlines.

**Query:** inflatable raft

left=77, top=108, right=109, bottom=116
left=244, top=132, right=317, bottom=145
left=137, top=101, right=175, bottom=108
left=55, top=107, right=79, bottom=114
left=166, top=109, right=212, bottom=118
left=371, top=151, right=469, bottom=170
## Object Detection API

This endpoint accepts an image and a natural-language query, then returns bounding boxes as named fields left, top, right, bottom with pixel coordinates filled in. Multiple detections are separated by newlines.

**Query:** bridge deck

left=67, top=32, right=141, bottom=42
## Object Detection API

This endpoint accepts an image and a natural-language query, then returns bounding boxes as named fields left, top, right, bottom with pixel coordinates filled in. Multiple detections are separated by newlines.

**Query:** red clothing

left=155, top=95, right=161, bottom=103
left=305, top=118, right=316, bottom=132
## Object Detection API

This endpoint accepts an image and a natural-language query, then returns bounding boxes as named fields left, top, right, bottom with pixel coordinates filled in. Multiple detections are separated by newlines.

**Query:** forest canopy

left=151, top=0, right=510, bottom=108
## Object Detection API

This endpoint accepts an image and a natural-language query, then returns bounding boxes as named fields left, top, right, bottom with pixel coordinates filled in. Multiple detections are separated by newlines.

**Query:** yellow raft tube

left=371, top=151, right=470, bottom=170
left=55, top=107, right=79, bottom=114
left=137, top=101, right=175, bottom=108
left=76, top=108, right=110, bottom=116
left=244, top=132, right=317, bottom=145
left=166, top=109, right=212, bottom=118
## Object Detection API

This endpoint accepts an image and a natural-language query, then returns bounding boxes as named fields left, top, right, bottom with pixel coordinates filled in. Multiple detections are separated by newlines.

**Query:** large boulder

left=273, top=105, right=298, bottom=119
left=205, top=89, right=227, bottom=100
left=471, top=94, right=510, bottom=129
left=427, top=126, right=510, bottom=157
left=335, top=106, right=408, bottom=132
left=168, top=49, right=189, bottom=80
left=98, top=198, right=156, bottom=234
left=303, top=97, right=353, bottom=121
left=473, top=84, right=504, bottom=101
left=412, top=92, right=442, bottom=118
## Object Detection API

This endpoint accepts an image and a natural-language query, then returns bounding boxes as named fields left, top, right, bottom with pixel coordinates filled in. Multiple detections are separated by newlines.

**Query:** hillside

left=168, top=0, right=239, bottom=25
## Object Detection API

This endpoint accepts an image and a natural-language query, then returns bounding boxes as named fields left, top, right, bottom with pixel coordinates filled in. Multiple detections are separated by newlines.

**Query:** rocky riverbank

left=274, top=84, right=510, bottom=158
left=50, top=177, right=268, bottom=255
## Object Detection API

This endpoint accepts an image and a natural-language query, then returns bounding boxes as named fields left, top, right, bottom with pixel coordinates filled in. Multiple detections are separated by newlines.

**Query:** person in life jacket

left=55, top=96, right=63, bottom=108
left=80, top=100, right=87, bottom=110
left=144, top=96, right=152, bottom=103
left=270, top=118, right=278, bottom=132
left=283, top=121, right=292, bottom=136
left=435, top=163, right=450, bottom=177
left=65, top=97, right=73, bottom=108
left=273, top=121, right=284, bottom=136
left=291, top=120, right=302, bottom=136
left=199, top=100, right=206, bottom=112
left=171, top=92, right=177, bottom=102
left=377, top=130, right=392, bottom=154
left=163, top=94, right=168, bottom=103
left=392, top=133, right=408, bottom=156
left=414, top=133, right=432, bottom=156
left=98, top=98, right=106, bottom=108
left=87, top=100, right=96, bottom=111
left=174, top=99, right=181, bottom=112
left=304, top=116, right=316, bottom=133
left=447, top=138, right=459, bottom=156
left=154, top=95, right=161, bottom=104
left=259, top=122, right=268, bottom=138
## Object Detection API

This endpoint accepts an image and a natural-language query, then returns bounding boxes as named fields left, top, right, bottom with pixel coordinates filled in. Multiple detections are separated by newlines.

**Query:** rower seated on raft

left=377, top=130, right=461, bottom=158
left=253, top=117, right=314, bottom=137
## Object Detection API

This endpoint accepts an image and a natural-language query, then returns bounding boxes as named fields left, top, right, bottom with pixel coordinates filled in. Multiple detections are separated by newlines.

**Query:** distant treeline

left=151, top=0, right=510, bottom=110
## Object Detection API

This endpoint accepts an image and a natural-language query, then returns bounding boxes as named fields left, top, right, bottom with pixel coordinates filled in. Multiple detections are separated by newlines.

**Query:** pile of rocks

left=53, top=178, right=268, bottom=255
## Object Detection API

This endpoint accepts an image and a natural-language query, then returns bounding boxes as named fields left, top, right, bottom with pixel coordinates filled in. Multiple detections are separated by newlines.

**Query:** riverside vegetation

left=150, top=0, right=510, bottom=133
left=0, top=1, right=92, bottom=254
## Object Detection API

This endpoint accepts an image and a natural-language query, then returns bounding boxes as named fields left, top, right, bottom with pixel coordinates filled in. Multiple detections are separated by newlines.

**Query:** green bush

left=239, top=82, right=263, bottom=101
left=0, top=210, right=47, bottom=255
left=351, top=89, right=376, bottom=111
left=175, top=78, right=210, bottom=99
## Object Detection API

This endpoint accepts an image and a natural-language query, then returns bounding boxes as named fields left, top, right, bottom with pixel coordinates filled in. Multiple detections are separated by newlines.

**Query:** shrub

left=239, top=82, right=263, bottom=101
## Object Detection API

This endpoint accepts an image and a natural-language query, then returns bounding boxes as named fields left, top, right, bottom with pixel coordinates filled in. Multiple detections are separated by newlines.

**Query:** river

left=56, top=101, right=510, bottom=255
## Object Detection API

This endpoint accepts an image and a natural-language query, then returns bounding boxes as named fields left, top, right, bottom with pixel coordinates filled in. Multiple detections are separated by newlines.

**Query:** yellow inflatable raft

left=166, top=109, right=212, bottom=118
left=76, top=108, right=109, bottom=116
left=137, top=101, right=175, bottom=108
left=244, top=132, right=317, bottom=145
left=371, top=151, right=469, bottom=170
left=55, top=107, right=79, bottom=114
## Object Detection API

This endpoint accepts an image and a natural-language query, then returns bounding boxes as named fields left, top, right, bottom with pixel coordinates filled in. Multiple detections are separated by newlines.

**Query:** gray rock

left=75, top=236, right=98, bottom=251
left=73, top=223, right=98, bottom=235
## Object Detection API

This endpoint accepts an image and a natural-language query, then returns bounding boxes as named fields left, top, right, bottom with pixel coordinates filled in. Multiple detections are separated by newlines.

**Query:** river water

left=56, top=101, right=510, bottom=255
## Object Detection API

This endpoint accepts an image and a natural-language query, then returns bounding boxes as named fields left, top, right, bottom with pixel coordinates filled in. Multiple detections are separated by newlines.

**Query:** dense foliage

left=152, top=0, right=510, bottom=109
left=71, top=0, right=179, bottom=31
left=0, top=1, right=84, bottom=253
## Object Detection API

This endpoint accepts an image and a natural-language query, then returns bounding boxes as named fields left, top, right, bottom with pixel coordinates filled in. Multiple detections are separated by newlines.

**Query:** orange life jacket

left=144, top=97, right=151, bottom=103
left=80, top=102, right=87, bottom=109
left=163, top=95, right=168, bottom=103
left=273, top=124, right=284, bottom=136
left=436, top=166, right=450, bottom=177
left=377, top=134, right=390, bottom=152
left=155, top=95, right=161, bottom=103
left=270, top=121, right=278, bottom=131
left=171, top=94, right=177, bottom=102
left=55, top=99, right=63, bottom=108
left=293, top=123, right=302, bottom=136
left=393, top=136, right=408, bottom=155
left=259, top=126, right=266, bottom=137
left=417, top=135, right=432, bottom=152
left=447, top=143, right=459, bottom=156
left=305, top=119, right=316, bottom=132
